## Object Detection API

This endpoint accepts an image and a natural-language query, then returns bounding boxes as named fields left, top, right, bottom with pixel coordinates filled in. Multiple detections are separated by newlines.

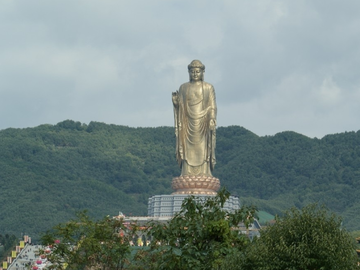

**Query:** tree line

left=0, top=120, right=360, bottom=239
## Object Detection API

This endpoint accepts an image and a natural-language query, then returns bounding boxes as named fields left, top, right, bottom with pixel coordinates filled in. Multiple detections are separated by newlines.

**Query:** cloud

left=1, top=0, right=360, bottom=138
left=316, top=76, right=342, bottom=106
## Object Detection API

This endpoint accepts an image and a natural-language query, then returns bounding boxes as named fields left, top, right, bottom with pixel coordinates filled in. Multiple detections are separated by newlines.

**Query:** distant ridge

left=0, top=120, right=359, bottom=240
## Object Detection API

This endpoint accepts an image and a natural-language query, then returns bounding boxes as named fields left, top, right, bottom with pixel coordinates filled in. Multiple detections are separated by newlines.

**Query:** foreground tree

left=222, top=203, right=358, bottom=270
left=131, top=188, right=257, bottom=270
left=41, top=211, right=136, bottom=270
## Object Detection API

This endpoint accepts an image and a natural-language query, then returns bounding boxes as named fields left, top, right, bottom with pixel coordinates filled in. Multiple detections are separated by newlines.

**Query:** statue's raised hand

left=172, top=91, right=179, bottom=105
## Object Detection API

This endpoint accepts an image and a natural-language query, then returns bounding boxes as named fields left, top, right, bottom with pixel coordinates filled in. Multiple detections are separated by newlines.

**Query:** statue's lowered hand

left=209, top=119, right=216, bottom=131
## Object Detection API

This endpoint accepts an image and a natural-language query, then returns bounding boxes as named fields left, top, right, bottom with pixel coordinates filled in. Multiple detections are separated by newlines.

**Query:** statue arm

left=208, top=85, right=217, bottom=171
left=172, top=90, right=182, bottom=167
left=208, top=86, right=217, bottom=130
left=172, top=91, right=179, bottom=130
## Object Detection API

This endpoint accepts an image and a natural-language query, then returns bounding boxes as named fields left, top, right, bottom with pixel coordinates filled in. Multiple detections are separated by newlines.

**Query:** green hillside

left=0, top=120, right=359, bottom=240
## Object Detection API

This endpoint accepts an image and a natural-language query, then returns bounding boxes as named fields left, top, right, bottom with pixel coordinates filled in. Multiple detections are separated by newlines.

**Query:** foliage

left=216, top=127, right=360, bottom=230
left=41, top=211, right=137, bottom=270
left=222, top=204, right=359, bottom=270
left=0, top=121, right=177, bottom=240
left=0, top=234, right=17, bottom=261
left=1, top=121, right=360, bottom=239
left=39, top=195, right=358, bottom=269
left=40, top=189, right=257, bottom=270
left=132, top=188, right=257, bottom=270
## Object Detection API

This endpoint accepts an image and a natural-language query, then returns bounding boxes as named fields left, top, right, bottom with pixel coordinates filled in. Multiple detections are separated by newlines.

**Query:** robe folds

left=173, top=81, right=217, bottom=176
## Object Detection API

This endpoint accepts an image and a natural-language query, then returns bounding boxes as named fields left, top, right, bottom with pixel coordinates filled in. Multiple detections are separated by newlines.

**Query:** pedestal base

left=148, top=194, right=240, bottom=217
left=171, top=175, right=220, bottom=195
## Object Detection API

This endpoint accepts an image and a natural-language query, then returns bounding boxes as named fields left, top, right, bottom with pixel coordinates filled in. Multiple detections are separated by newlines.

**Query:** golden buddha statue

left=171, top=60, right=220, bottom=195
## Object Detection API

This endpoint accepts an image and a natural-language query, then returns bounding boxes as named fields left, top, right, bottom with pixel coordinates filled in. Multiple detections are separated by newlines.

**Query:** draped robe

left=173, top=81, right=217, bottom=176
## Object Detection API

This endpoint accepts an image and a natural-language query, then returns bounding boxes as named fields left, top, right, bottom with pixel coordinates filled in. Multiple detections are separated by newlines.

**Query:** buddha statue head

left=188, top=60, right=205, bottom=82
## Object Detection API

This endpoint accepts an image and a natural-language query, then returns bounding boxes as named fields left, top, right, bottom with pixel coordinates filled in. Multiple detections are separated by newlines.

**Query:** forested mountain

left=1, top=120, right=360, bottom=240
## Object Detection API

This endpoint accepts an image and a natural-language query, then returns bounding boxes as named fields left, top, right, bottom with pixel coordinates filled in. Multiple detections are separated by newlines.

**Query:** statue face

left=189, top=68, right=203, bottom=82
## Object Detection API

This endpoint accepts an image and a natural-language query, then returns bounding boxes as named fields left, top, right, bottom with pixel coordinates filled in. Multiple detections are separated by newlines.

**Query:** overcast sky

left=1, top=0, right=360, bottom=138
